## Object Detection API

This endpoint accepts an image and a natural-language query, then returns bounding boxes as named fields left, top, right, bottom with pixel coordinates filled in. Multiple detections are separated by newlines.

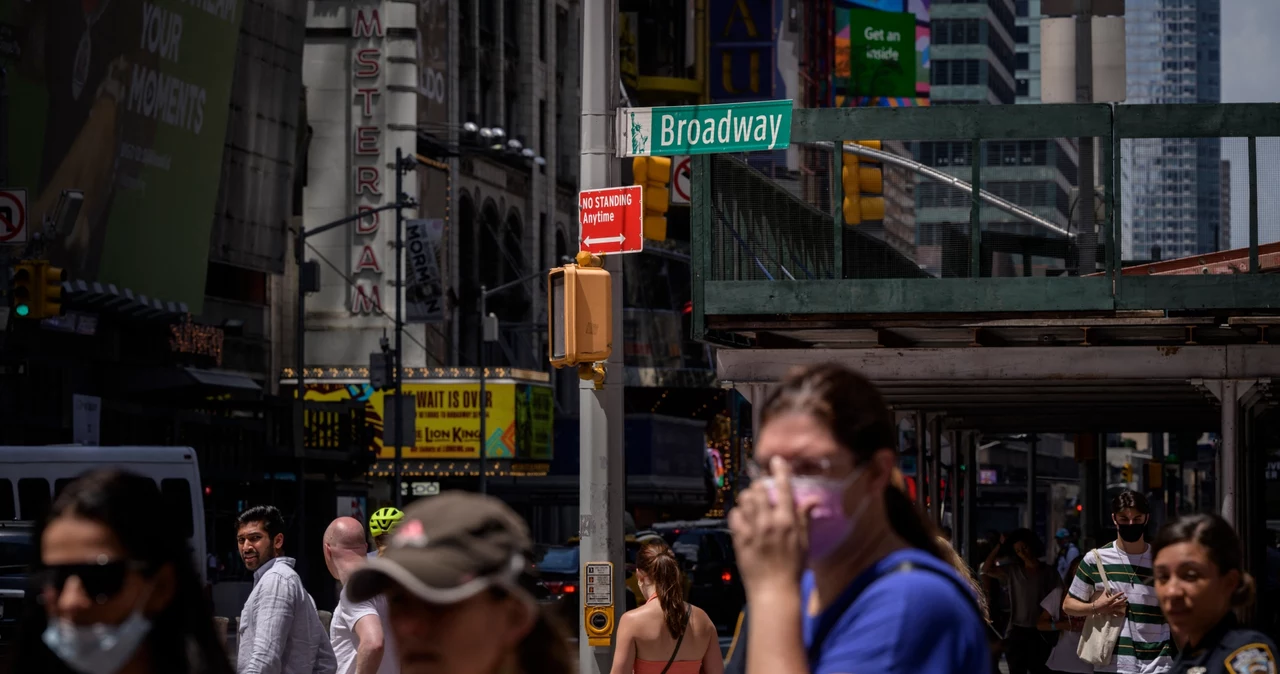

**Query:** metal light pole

left=478, top=285, right=488, bottom=494
left=580, top=0, right=625, bottom=670
left=475, top=270, right=545, bottom=495
left=394, top=147, right=405, bottom=508
left=294, top=161, right=412, bottom=520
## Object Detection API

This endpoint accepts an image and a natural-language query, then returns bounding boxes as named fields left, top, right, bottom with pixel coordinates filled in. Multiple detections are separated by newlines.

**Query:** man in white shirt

left=236, top=505, right=337, bottom=674
left=324, top=517, right=398, bottom=674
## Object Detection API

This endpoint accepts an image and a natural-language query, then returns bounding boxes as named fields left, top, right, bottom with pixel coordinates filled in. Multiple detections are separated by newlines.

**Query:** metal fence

left=691, top=103, right=1280, bottom=318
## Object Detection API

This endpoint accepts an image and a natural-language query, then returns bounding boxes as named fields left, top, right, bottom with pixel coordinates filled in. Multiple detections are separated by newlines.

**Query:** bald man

left=323, top=518, right=398, bottom=674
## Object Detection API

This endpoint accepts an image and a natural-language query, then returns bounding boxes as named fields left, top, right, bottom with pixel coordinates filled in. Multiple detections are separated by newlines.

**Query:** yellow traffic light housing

left=548, top=255, right=612, bottom=368
left=1121, top=463, right=1133, bottom=483
left=633, top=156, right=671, bottom=242
left=10, top=261, right=35, bottom=318
left=841, top=140, right=886, bottom=226
left=41, top=264, right=66, bottom=318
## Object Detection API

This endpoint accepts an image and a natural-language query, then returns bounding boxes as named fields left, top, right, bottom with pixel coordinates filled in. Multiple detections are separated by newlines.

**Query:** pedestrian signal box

left=548, top=254, right=612, bottom=368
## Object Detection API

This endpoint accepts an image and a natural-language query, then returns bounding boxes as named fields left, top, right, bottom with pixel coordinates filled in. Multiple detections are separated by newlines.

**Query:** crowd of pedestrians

left=10, top=364, right=1279, bottom=674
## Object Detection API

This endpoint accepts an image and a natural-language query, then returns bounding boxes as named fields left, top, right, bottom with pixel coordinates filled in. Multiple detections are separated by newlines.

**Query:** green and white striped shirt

left=1068, top=542, right=1173, bottom=674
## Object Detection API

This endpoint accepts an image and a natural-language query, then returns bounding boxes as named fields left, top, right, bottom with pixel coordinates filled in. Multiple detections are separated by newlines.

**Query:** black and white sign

left=405, top=219, right=445, bottom=323
left=0, top=188, right=28, bottom=244
left=72, top=394, right=101, bottom=445
left=671, top=156, right=692, bottom=204
left=585, top=561, right=613, bottom=606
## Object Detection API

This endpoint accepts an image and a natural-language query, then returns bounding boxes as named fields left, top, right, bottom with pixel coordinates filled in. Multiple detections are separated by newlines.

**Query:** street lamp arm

left=482, top=268, right=549, bottom=299
left=303, top=201, right=404, bottom=240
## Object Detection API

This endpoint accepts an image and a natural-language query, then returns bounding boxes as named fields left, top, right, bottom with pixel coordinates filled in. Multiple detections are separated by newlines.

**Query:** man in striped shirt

left=1064, top=490, right=1173, bottom=674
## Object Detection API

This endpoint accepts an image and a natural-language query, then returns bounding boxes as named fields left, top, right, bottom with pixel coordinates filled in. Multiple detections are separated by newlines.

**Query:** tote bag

left=1075, top=551, right=1125, bottom=666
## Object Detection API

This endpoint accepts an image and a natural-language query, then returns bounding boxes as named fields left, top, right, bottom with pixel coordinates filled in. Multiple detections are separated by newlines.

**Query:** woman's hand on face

left=728, top=457, right=815, bottom=598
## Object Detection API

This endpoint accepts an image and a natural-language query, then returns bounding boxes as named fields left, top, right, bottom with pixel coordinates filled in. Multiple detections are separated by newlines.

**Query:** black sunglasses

left=39, top=558, right=152, bottom=604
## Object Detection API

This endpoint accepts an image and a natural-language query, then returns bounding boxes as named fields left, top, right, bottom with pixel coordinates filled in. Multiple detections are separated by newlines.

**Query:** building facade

left=1120, top=0, right=1222, bottom=260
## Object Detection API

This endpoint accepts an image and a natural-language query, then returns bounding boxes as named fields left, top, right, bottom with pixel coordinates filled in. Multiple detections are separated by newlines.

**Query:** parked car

left=651, top=519, right=745, bottom=632
left=0, top=521, right=36, bottom=672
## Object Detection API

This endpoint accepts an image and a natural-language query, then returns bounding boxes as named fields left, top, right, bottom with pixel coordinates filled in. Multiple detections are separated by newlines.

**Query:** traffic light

left=40, top=263, right=66, bottom=318
left=632, top=156, right=671, bottom=242
left=548, top=251, right=613, bottom=368
left=1121, top=463, right=1133, bottom=483
left=9, top=261, right=35, bottom=318
left=841, top=140, right=886, bottom=226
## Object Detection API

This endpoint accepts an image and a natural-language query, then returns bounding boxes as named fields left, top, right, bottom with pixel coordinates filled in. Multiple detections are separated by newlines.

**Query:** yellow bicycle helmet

left=369, top=507, right=404, bottom=538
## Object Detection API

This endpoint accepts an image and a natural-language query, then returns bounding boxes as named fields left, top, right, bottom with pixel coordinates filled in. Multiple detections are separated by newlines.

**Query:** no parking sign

left=671, top=156, right=692, bottom=204
left=0, top=188, right=27, bottom=244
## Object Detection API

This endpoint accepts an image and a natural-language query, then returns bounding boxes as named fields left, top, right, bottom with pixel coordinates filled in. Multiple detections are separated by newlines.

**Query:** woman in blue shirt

left=727, top=363, right=991, bottom=674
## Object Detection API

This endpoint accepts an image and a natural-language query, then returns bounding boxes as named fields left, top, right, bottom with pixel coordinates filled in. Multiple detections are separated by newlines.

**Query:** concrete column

left=1194, top=379, right=1263, bottom=529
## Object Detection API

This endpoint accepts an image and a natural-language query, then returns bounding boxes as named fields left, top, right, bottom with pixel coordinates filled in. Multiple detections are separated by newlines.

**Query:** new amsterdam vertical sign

left=617, top=99, right=793, bottom=158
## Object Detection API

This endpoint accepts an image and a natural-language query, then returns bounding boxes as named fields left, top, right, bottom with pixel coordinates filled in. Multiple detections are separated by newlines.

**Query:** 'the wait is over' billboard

left=2, top=0, right=243, bottom=312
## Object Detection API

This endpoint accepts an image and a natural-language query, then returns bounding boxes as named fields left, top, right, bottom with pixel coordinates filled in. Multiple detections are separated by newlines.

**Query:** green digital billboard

left=2, top=0, right=244, bottom=313
left=838, top=7, right=918, bottom=98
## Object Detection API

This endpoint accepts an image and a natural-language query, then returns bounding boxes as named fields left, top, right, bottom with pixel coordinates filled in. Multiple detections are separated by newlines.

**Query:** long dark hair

left=1152, top=513, right=1255, bottom=608
left=761, top=363, right=948, bottom=563
left=15, top=469, right=234, bottom=674
left=637, top=539, right=687, bottom=639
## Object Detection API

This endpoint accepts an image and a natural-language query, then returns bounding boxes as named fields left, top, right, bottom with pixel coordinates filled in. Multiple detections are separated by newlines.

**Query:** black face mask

left=1117, top=522, right=1146, bottom=543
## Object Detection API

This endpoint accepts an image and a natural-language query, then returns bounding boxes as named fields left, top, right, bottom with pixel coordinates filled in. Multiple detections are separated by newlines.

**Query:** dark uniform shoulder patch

left=1224, top=643, right=1278, bottom=674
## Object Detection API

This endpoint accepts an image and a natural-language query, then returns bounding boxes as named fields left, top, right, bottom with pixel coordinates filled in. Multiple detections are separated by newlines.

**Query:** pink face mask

left=763, top=469, right=867, bottom=563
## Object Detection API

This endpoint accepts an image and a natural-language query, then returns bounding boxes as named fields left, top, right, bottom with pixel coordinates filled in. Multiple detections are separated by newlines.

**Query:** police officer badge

left=1225, top=644, right=1278, bottom=674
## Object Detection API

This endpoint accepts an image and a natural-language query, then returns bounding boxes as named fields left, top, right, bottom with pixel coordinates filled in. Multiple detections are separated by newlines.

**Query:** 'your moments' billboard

left=2, top=0, right=243, bottom=312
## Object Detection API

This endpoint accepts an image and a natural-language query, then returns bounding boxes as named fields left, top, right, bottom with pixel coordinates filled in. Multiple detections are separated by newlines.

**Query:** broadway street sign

left=617, top=99, right=793, bottom=158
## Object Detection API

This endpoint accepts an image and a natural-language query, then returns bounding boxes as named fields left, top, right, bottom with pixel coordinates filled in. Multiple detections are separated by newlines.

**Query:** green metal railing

left=690, top=103, right=1280, bottom=336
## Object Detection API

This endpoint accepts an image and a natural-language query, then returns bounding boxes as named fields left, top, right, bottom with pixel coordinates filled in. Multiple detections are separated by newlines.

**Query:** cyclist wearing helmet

left=368, top=507, right=404, bottom=558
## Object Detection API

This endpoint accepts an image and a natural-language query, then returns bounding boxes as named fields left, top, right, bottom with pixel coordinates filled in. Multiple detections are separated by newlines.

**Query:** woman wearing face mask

left=14, top=469, right=234, bottom=674
left=983, top=528, right=1062, bottom=674
left=727, top=363, right=991, bottom=674
left=1152, top=514, right=1277, bottom=674
left=609, top=540, right=723, bottom=674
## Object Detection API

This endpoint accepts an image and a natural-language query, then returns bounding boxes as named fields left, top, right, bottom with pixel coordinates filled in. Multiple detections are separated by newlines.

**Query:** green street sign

left=617, top=99, right=793, bottom=158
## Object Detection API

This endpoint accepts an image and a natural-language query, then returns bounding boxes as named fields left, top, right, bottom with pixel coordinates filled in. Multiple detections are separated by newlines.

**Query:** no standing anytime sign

left=578, top=184, right=643, bottom=255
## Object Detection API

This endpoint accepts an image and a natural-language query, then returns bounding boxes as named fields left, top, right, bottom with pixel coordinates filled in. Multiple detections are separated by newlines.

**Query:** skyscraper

left=1121, top=0, right=1222, bottom=260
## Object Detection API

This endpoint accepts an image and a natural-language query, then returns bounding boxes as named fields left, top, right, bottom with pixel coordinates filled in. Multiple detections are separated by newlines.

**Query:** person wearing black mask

left=1063, top=491, right=1173, bottom=674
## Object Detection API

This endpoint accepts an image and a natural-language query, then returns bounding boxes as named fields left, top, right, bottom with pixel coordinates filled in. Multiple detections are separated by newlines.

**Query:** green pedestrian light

left=14, top=304, right=29, bottom=317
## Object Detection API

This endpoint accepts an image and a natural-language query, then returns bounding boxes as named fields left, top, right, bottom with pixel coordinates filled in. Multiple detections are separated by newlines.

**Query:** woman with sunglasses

left=727, top=363, right=990, bottom=674
left=14, top=468, right=234, bottom=674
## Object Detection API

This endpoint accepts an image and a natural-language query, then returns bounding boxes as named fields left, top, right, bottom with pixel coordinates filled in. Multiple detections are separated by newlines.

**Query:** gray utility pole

left=579, top=0, right=625, bottom=670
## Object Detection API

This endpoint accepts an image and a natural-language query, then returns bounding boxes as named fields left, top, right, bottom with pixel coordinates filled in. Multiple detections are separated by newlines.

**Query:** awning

left=119, top=367, right=263, bottom=395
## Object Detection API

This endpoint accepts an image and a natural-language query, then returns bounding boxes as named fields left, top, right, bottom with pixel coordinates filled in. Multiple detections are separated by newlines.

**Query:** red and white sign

left=0, top=188, right=27, bottom=244
left=579, top=185, right=644, bottom=255
left=671, top=156, right=692, bottom=204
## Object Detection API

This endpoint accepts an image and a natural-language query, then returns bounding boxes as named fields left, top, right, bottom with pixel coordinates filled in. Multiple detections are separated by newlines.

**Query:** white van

left=0, top=446, right=208, bottom=583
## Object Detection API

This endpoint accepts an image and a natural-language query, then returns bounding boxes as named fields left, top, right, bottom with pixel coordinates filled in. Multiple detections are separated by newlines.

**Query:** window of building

left=539, top=0, right=547, bottom=61
left=1016, top=52, right=1029, bottom=70
left=1015, top=25, right=1029, bottom=43
left=1016, top=78, right=1029, bottom=97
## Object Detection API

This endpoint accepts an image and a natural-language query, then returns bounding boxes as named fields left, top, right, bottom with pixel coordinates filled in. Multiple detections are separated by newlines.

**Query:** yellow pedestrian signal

left=633, top=156, right=671, bottom=242
left=41, top=264, right=66, bottom=318
left=10, top=262, right=35, bottom=318
left=841, top=140, right=886, bottom=226
left=548, top=252, right=613, bottom=368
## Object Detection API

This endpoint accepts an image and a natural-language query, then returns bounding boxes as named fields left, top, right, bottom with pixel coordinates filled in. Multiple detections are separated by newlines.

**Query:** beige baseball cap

left=346, top=491, right=534, bottom=604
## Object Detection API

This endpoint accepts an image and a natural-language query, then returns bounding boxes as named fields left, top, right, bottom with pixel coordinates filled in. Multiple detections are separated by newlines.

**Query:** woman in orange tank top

left=609, top=540, right=724, bottom=674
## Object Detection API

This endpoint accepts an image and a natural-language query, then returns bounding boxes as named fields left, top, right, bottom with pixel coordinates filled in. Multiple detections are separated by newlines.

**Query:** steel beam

left=718, top=346, right=1280, bottom=384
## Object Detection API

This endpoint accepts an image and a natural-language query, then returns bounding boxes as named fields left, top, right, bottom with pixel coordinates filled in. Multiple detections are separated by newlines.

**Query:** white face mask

left=42, top=603, right=153, bottom=674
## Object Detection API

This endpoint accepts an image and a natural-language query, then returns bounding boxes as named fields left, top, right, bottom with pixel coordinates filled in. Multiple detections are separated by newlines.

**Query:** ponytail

left=1233, top=571, right=1257, bottom=609
left=637, top=540, right=688, bottom=639
left=883, top=484, right=948, bottom=562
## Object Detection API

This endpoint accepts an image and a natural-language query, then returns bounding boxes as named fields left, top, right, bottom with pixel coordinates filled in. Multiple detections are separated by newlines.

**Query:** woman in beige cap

left=345, top=492, right=573, bottom=674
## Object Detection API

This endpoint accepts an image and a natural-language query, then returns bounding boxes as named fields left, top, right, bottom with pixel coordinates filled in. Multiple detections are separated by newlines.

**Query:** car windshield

left=536, top=546, right=579, bottom=574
